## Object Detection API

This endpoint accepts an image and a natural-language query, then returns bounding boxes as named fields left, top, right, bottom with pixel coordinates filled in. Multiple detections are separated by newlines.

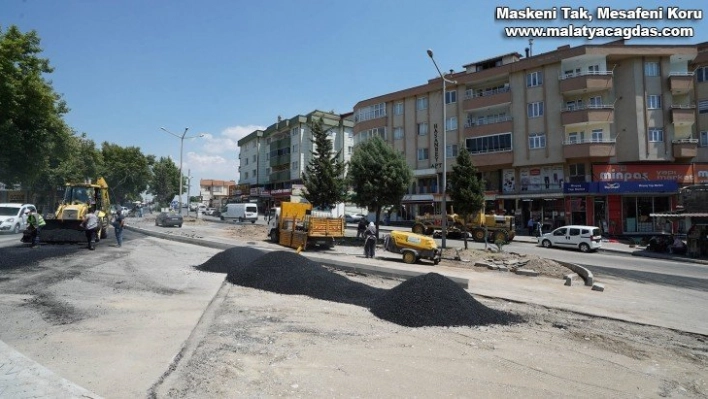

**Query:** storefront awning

left=650, top=213, right=708, bottom=218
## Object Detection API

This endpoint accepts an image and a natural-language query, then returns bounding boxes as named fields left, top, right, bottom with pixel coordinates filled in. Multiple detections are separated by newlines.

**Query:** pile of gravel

left=195, top=246, right=266, bottom=274
left=226, top=250, right=384, bottom=307
left=370, top=273, right=524, bottom=328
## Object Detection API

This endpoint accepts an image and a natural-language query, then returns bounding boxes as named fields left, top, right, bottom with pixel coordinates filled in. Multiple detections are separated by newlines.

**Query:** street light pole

left=427, top=49, right=457, bottom=249
left=161, top=127, right=204, bottom=215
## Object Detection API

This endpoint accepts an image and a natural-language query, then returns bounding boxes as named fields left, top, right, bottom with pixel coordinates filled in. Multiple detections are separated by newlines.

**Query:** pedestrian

left=357, top=218, right=367, bottom=239
left=82, top=208, right=100, bottom=250
left=364, top=221, right=377, bottom=258
left=26, top=208, right=46, bottom=248
left=527, top=218, right=535, bottom=236
left=138, top=204, right=143, bottom=218
left=112, top=208, right=125, bottom=247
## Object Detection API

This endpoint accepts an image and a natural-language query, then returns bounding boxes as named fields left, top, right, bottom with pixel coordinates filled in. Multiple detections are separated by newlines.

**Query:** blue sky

left=3, top=0, right=705, bottom=193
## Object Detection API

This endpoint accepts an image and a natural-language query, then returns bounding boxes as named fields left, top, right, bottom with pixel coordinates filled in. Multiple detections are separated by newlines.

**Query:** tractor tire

left=412, top=223, right=426, bottom=235
left=494, top=229, right=508, bottom=243
left=402, top=251, right=417, bottom=264
left=270, top=230, right=279, bottom=243
left=471, top=228, right=486, bottom=242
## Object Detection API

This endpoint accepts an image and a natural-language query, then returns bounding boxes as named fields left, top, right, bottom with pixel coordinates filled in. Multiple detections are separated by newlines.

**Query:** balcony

left=559, top=71, right=613, bottom=95
left=464, top=115, right=513, bottom=136
left=668, top=72, right=694, bottom=95
left=672, top=138, right=698, bottom=159
left=463, top=86, right=511, bottom=110
left=561, top=104, right=614, bottom=126
left=562, top=138, right=616, bottom=159
left=671, top=105, right=696, bottom=126
left=468, top=149, right=513, bottom=166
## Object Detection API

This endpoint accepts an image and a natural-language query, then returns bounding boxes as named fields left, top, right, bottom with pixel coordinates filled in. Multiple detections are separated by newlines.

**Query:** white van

left=220, top=203, right=259, bottom=223
left=0, top=203, right=37, bottom=234
left=537, top=225, right=602, bottom=253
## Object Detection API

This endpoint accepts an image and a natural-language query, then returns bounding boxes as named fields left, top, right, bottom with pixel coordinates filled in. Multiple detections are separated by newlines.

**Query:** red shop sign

left=592, top=164, right=694, bottom=184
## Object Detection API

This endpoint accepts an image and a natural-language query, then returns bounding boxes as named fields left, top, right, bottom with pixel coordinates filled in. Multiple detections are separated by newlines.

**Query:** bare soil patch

left=439, top=247, right=572, bottom=279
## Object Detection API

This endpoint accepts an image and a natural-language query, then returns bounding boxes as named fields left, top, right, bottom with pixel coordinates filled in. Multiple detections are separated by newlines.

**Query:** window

left=417, top=148, right=429, bottom=161
left=528, top=133, right=546, bottom=149
left=527, top=71, right=543, bottom=87
left=569, top=163, right=585, bottom=183
left=252, top=169, right=256, bottom=177
left=445, top=116, right=457, bottom=131
left=591, top=129, right=603, bottom=142
left=701, top=131, right=708, bottom=147
left=266, top=138, right=271, bottom=144
left=394, top=127, right=404, bottom=140
left=645, top=62, right=659, bottom=76
left=347, top=146, right=353, bottom=155
left=466, top=133, right=513, bottom=154
left=292, top=144, right=298, bottom=153
left=527, top=101, right=544, bottom=118
left=291, top=161, right=299, bottom=170
left=265, top=167, right=271, bottom=175
left=416, top=97, right=428, bottom=110
left=418, top=123, right=428, bottom=136
left=588, top=64, right=600, bottom=73
left=394, top=102, right=404, bottom=115
left=568, top=131, right=584, bottom=143
left=588, top=96, right=601, bottom=107
left=697, top=67, right=708, bottom=83
left=291, top=127, right=298, bottom=136
left=648, top=128, right=664, bottom=142
left=647, top=95, right=662, bottom=109
left=244, top=158, right=249, bottom=165
left=699, top=100, right=708, bottom=114
left=252, top=155, right=256, bottom=162
left=355, top=103, right=386, bottom=122
left=244, top=172, right=249, bottom=179
left=445, top=90, right=457, bottom=104
left=353, top=127, right=387, bottom=145
left=564, top=68, right=580, bottom=78
left=266, top=153, right=270, bottom=161
left=347, top=131, right=353, bottom=139
left=446, top=144, right=458, bottom=158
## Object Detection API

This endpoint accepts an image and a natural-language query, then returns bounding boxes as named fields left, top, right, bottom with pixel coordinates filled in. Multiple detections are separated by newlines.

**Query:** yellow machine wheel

left=471, top=228, right=486, bottom=242
left=402, top=251, right=417, bottom=264
left=494, top=229, right=508, bottom=243
left=412, top=223, right=425, bottom=234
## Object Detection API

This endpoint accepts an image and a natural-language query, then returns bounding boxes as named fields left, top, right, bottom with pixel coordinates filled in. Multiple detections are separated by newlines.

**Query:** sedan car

left=155, top=211, right=183, bottom=227
left=537, top=225, right=602, bottom=253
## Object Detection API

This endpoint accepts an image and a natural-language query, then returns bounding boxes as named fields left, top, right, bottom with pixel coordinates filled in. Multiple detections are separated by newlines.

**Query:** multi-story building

left=238, top=110, right=354, bottom=208
left=353, top=40, right=708, bottom=237
left=199, top=179, right=236, bottom=208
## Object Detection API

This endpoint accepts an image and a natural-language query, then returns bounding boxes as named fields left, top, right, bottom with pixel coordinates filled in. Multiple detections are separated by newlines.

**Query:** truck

left=412, top=208, right=516, bottom=243
left=266, top=202, right=345, bottom=250
left=22, top=177, right=111, bottom=244
left=220, top=203, right=259, bottom=222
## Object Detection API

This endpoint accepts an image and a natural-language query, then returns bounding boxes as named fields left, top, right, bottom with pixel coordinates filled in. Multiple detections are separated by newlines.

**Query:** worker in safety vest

left=26, top=208, right=46, bottom=248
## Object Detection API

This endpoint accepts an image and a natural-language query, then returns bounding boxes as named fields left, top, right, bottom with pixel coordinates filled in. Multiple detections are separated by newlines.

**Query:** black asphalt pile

left=226, top=250, right=385, bottom=307
left=195, top=246, right=266, bottom=274
left=370, top=273, right=524, bottom=328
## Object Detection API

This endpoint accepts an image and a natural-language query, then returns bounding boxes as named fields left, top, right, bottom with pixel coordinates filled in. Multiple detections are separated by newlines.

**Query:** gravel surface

left=370, top=272, right=524, bottom=327
left=226, top=250, right=385, bottom=307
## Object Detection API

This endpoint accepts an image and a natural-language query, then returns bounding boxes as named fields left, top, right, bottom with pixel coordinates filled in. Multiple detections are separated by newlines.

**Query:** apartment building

left=237, top=110, right=354, bottom=208
left=199, top=179, right=236, bottom=208
left=353, top=40, right=708, bottom=237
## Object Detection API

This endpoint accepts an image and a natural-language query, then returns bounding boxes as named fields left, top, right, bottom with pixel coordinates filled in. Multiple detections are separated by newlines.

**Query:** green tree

left=448, top=148, right=485, bottom=249
left=348, top=136, right=412, bottom=236
left=101, top=142, right=153, bottom=205
left=301, top=117, right=348, bottom=210
left=148, top=156, right=181, bottom=207
left=0, top=25, right=72, bottom=185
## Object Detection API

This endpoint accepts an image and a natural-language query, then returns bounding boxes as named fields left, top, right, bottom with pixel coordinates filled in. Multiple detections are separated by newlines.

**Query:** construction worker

left=82, top=209, right=100, bottom=250
left=25, top=208, right=46, bottom=248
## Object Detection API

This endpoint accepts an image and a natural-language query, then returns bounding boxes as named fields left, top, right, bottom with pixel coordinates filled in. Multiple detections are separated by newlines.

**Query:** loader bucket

left=39, top=219, right=88, bottom=243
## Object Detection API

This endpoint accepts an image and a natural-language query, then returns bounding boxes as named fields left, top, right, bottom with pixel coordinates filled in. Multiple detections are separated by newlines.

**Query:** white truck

left=220, top=203, right=259, bottom=223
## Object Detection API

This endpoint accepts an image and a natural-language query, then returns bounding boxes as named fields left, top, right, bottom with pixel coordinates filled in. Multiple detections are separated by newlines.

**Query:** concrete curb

left=555, top=260, right=594, bottom=286
left=125, top=225, right=234, bottom=251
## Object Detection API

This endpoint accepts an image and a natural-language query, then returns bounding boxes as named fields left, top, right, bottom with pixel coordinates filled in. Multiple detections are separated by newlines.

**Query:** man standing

left=26, top=209, right=46, bottom=248
left=364, top=221, right=377, bottom=259
left=112, top=208, right=125, bottom=247
left=82, top=209, right=99, bottom=250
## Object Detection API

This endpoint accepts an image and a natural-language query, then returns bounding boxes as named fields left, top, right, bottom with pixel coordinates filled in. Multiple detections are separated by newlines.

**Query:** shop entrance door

left=594, top=198, right=607, bottom=234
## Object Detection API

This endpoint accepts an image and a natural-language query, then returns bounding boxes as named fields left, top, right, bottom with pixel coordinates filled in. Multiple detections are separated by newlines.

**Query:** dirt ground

left=156, top=269, right=708, bottom=398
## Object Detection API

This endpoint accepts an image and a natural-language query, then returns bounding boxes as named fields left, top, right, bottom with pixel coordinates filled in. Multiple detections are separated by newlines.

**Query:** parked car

left=537, top=225, right=602, bottom=253
left=345, top=213, right=366, bottom=223
left=0, top=203, right=37, bottom=234
left=155, top=211, right=183, bottom=227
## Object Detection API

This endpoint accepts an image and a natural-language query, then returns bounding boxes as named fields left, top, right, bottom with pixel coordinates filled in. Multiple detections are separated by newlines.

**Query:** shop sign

left=593, top=164, right=693, bottom=184
left=270, top=188, right=292, bottom=196
left=597, top=181, right=678, bottom=193
left=249, top=187, right=260, bottom=196
left=693, top=163, right=708, bottom=184
left=563, top=182, right=598, bottom=193
left=502, top=169, right=515, bottom=193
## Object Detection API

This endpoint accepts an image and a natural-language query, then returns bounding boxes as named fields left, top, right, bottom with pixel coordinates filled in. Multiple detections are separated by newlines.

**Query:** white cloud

left=200, top=124, right=264, bottom=155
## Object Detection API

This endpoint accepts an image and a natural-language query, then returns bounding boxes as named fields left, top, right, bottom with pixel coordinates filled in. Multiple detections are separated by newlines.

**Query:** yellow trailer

left=267, top=202, right=345, bottom=250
